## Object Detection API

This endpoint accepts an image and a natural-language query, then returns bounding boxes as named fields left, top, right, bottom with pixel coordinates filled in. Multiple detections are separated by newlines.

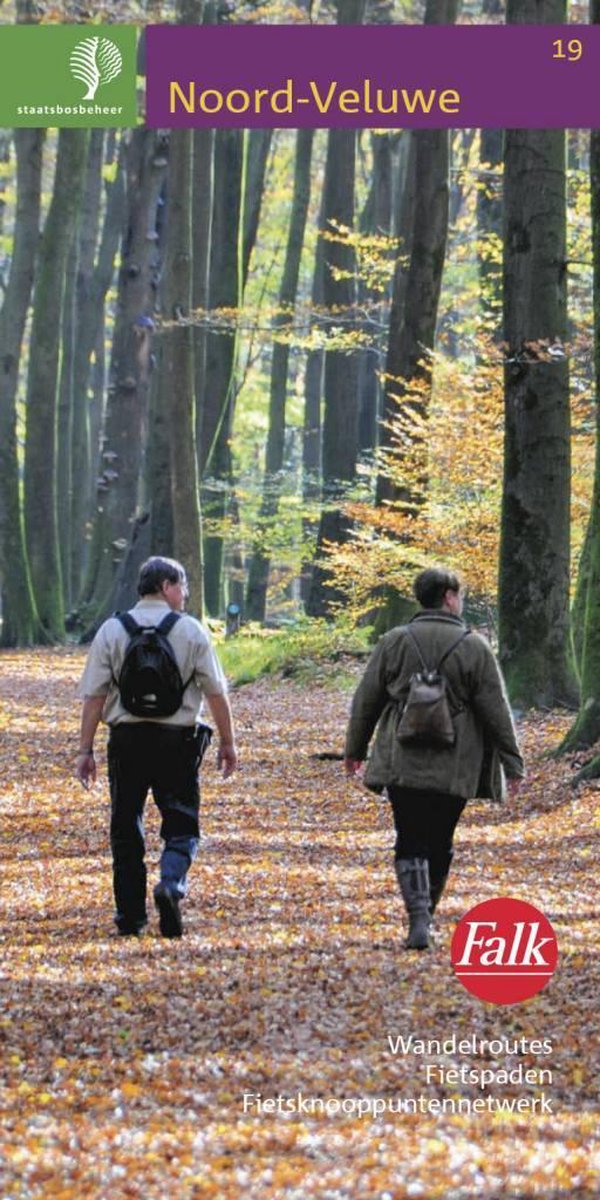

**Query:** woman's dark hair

left=413, top=567, right=461, bottom=610
left=137, top=556, right=186, bottom=597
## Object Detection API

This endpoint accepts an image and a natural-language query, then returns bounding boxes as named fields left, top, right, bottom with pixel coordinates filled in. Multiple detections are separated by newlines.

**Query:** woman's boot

left=429, top=850, right=453, bottom=916
left=395, top=857, right=433, bottom=950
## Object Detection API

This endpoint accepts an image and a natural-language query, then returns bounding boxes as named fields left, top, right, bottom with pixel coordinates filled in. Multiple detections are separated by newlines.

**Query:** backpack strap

left=157, top=612, right=181, bottom=636
left=437, top=628, right=471, bottom=671
left=157, top=611, right=195, bottom=693
left=404, top=626, right=430, bottom=673
left=404, top=625, right=471, bottom=712
left=405, top=623, right=471, bottom=674
left=115, top=612, right=140, bottom=637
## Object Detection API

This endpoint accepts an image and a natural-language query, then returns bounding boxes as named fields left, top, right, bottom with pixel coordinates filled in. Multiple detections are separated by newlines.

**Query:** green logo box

left=0, top=25, right=138, bottom=127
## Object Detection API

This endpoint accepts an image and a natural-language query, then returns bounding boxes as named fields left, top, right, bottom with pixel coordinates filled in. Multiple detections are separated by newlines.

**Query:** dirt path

left=0, top=649, right=598, bottom=1198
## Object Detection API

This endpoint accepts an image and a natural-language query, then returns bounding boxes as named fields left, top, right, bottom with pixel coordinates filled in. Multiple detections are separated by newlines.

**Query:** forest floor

left=0, top=648, right=599, bottom=1199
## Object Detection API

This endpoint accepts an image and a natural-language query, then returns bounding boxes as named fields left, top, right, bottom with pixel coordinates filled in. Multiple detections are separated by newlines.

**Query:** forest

left=1, top=3, right=600, bottom=1199
left=0, top=0, right=599, bottom=748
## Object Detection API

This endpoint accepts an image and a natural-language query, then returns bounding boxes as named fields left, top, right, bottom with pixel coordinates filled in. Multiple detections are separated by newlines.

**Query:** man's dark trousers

left=107, top=723, right=202, bottom=932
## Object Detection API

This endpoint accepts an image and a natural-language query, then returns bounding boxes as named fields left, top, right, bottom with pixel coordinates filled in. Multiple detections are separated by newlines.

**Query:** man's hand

left=217, top=742, right=238, bottom=779
left=506, top=777, right=523, bottom=798
left=206, top=693, right=237, bottom=779
left=76, top=751, right=96, bottom=790
left=77, top=695, right=105, bottom=789
left=344, top=757, right=364, bottom=777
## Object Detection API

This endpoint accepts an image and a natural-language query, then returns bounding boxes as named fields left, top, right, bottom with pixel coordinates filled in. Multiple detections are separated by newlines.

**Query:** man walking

left=344, top=567, right=524, bottom=951
left=76, top=556, right=237, bottom=938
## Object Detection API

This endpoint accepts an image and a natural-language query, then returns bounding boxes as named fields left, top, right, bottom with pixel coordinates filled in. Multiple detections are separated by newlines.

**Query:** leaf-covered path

left=0, top=649, right=599, bottom=1199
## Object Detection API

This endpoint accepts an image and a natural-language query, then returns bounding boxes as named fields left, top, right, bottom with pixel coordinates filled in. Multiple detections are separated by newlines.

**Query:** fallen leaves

left=0, top=650, right=599, bottom=1198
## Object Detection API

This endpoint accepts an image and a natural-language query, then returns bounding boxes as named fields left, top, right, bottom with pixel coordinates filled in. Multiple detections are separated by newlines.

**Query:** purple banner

left=146, top=24, right=599, bottom=129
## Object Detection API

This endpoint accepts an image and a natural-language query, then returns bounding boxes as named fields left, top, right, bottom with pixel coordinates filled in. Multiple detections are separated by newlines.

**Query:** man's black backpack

left=115, top=612, right=192, bottom=718
left=397, top=625, right=471, bottom=748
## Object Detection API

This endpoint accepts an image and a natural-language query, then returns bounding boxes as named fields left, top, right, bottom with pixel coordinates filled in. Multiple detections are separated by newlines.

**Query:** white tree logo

left=69, top=37, right=123, bottom=101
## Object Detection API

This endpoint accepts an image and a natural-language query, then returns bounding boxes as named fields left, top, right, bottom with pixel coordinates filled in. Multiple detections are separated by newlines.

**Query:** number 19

left=552, top=38, right=583, bottom=62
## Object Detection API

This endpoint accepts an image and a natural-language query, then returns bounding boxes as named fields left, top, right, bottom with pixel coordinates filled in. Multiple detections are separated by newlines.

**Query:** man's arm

left=76, top=694, right=107, bottom=788
left=205, top=692, right=238, bottom=778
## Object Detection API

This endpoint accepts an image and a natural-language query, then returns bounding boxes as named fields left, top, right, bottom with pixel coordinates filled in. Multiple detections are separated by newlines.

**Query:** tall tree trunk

left=57, top=237, right=79, bottom=612
left=376, top=0, right=458, bottom=513
left=556, top=0, right=600, bottom=764
left=59, top=129, right=104, bottom=608
left=80, top=129, right=167, bottom=626
left=193, top=125, right=214, bottom=470
left=476, top=0, right=504, bottom=348
left=305, top=0, right=367, bottom=618
left=368, top=0, right=457, bottom=633
left=376, top=131, right=451, bottom=508
left=0, top=129, right=44, bottom=647
left=306, top=120, right=361, bottom=617
left=357, top=131, right=395, bottom=455
left=201, top=128, right=243, bottom=617
left=163, top=128, right=204, bottom=616
left=246, top=128, right=314, bottom=621
left=24, top=129, right=89, bottom=642
left=477, top=127, right=503, bottom=339
left=71, top=131, right=126, bottom=603
left=201, top=128, right=272, bottom=616
left=498, top=0, right=576, bottom=708
left=300, top=172, right=326, bottom=606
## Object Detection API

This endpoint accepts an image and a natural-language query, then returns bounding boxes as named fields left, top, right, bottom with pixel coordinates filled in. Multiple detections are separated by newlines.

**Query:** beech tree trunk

left=498, top=0, right=577, bottom=709
left=376, top=0, right=458, bottom=515
left=23, top=129, right=89, bottom=642
left=71, top=132, right=126, bottom=603
left=477, top=127, right=503, bottom=338
left=557, top=0, right=600, bottom=766
left=0, top=129, right=44, bottom=647
left=300, top=176, right=326, bottom=606
left=376, top=125, right=451, bottom=510
left=193, top=125, right=214, bottom=470
left=246, top=128, right=314, bottom=621
left=201, top=128, right=272, bottom=616
left=163, top=128, right=204, bottom=616
left=357, top=131, right=395, bottom=455
left=80, top=129, right=167, bottom=628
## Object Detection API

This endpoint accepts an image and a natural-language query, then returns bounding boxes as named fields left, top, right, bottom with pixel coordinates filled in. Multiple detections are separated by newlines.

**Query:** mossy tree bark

left=23, top=128, right=89, bottom=642
left=557, top=3, right=600, bottom=767
left=0, top=129, right=44, bottom=647
left=498, top=0, right=577, bottom=709
left=80, top=129, right=167, bottom=628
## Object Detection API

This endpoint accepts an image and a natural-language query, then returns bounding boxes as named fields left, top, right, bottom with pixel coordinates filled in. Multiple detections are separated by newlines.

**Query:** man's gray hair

left=137, top=556, right=187, bottom=597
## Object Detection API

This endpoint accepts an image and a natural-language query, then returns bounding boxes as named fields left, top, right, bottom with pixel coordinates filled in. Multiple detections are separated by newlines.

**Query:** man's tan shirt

left=78, top=598, right=227, bottom=727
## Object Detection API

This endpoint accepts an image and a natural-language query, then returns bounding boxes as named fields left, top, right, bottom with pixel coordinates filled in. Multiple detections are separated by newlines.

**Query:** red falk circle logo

left=451, top=897, right=558, bottom=1005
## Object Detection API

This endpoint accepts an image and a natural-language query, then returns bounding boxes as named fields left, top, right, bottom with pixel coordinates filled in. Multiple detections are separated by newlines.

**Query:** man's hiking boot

left=115, top=914, right=147, bottom=937
left=154, top=883, right=183, bottom=938
left=395, top=857, right=433, bottom=950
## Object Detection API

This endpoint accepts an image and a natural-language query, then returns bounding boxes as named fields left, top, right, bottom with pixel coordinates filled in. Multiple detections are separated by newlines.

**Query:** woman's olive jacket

left=345, top=611, right=524, bottom=801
